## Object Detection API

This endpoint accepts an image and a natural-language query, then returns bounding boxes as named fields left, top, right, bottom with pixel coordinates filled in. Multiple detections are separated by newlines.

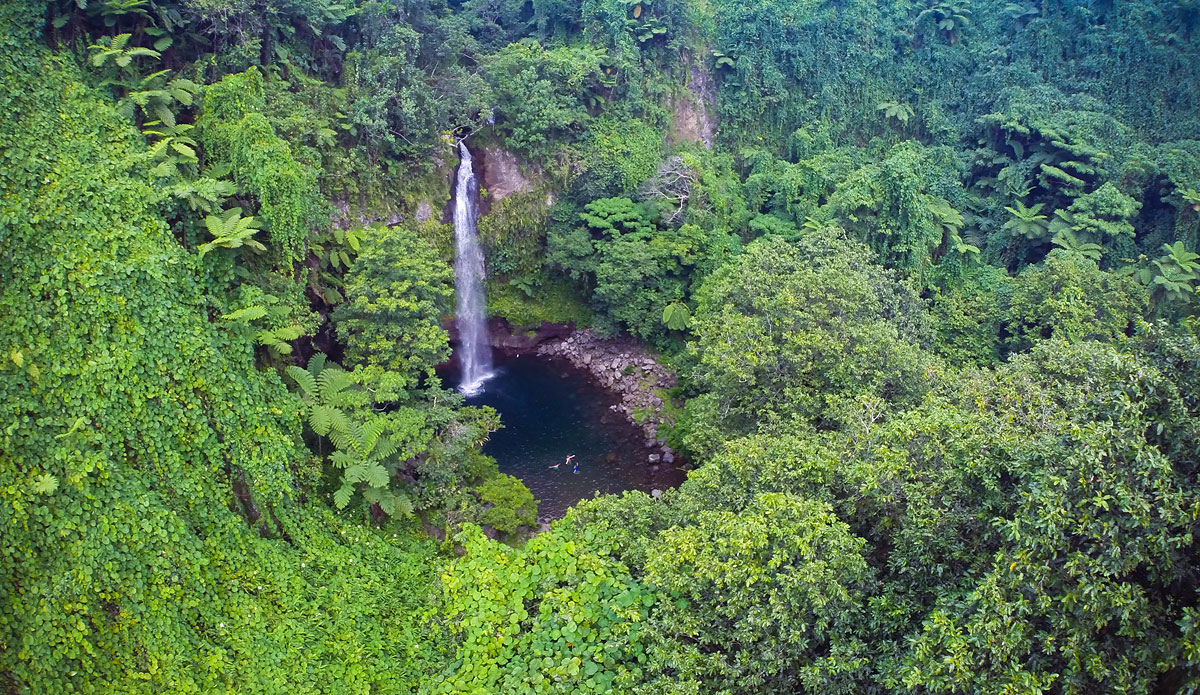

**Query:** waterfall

left=452, top=141, right=494, bottom=396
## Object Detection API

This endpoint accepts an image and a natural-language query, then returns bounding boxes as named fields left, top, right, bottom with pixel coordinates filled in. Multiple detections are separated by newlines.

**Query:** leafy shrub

left=333, top=226, right=454, bottom=393
left=476, top=473, right=538, bottom=534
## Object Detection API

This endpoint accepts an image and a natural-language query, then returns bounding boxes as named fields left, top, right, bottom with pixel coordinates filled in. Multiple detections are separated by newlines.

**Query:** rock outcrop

left=478, top=147, right=533, bottom=202
left=666, top=55, right=717, bottom=148
left=536, top=330, right=681, bottom=465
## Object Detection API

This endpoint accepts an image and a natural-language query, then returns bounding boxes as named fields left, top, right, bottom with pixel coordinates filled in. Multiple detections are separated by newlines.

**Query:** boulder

left=478, top=146, right=534, bottom=205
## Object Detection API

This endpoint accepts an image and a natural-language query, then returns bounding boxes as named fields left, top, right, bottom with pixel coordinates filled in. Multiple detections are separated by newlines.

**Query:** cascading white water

left=452, top=141, right=494, bottom=396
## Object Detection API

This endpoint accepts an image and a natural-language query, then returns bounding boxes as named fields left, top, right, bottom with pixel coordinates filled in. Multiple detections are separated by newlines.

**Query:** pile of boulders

left=536, top=330, right=681, bottom=467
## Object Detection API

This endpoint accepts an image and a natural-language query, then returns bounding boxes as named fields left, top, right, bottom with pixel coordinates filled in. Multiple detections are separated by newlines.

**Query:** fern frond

left=386, top=490, right=414, bottom=518
left=371, top=436, right=398, bottom=461
left=330, top=450, right=357, bottom=470
left=204, top=213, right=227, bottom=239
left=317, top=368, right=354, bottom=406
left=310, top=404, right=351, bottom=437
left=277, top=325, right=305, bottom=341
left=308, top=353, right=328, bottom=378
left=221, top=305, right=268, bottom=322
left=364, top=463, right=389, bottom=488
left=327, top=422, right=360, bottom=452
left=285, top=365, right=317, bottom=397
left=333, top=483, right=354, bottom=509
left=360, top=419, right=385, bottom=454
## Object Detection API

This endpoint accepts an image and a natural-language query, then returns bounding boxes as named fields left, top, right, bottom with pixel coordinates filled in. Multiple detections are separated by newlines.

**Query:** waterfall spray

left=452, top=141, right=494, bottom=396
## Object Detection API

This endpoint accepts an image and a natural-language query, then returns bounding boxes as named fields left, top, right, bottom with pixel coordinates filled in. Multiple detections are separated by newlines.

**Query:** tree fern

left=1051, top=228, right=1104, bottom=261
left=285, top=365, right=318, bottom=399
left=877, top=101, right=914, bottom=125
left=283, top=352, right=409, bottom=516
left=363, top=463, right=389, bottom=489
left=1003, top=201, right=1050, bottom=241
left=256, top=325, right=304, bottom=357
left=198, top=207, right=267, bottom=257
left=317, top=367, right=355, bottom=407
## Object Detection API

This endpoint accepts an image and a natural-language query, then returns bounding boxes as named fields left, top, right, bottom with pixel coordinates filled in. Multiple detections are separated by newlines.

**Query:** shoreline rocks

left=449, top=320, right=687, bottom=469
left=535, top=330, right=681, bottom=465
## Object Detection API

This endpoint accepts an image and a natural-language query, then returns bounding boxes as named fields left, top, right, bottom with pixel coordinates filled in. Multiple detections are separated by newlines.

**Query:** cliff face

left=666, top=55, right=717, bottom=148
left=476, top=146, right=538, bottom=215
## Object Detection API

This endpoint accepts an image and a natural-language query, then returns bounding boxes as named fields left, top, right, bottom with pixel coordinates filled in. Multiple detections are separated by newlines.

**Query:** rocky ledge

left=536, top=330, right=682, bottom=467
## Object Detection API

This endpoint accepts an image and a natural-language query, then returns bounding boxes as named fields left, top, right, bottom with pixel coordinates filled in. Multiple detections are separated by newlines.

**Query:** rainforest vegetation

left=3, top=0, right=1200, bottom=692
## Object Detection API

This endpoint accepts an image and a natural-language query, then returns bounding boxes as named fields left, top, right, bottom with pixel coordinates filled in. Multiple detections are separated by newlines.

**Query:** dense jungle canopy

left=3, top=0, right=1200, bottom=692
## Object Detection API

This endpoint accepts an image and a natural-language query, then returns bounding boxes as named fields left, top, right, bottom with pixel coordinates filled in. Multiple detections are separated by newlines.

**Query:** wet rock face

left=536, top=329, right=681, bottom=465
left=446, top=317, right=574, bottom=352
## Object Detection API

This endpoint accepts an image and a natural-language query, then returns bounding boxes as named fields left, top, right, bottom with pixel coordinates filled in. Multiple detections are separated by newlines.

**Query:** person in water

left=550, top=454, right=575, bottom=470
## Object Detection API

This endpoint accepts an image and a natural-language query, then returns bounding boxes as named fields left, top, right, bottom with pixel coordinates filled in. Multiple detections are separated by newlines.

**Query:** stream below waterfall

left=442, top=352, right=686, bottom=519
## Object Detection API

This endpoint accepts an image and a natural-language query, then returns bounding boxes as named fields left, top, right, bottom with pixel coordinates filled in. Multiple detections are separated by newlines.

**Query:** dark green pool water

left=445, top=353, right=685, bottom=519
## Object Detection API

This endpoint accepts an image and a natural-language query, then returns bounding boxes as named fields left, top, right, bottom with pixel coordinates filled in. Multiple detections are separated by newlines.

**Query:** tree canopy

left=5, top=0, right=1200, bottom=692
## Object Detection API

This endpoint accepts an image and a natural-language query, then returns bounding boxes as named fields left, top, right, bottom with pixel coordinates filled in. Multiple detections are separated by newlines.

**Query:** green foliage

left=575, top=117, right=664, bottom=198
left=1139, top=242, right=1200, bottom=313
left=305, top=225, right=365, bottom=306
left=0, top=43, right=442, bottom=693
left=681, top=235, right=931, bottom=455
left=1060, top=181, right=1142, bottom=241
left=486, top=41, right=607, bottom=161
left=1007, top=253, right=1149, bottom=352
left=549, top=197, right=727, bottom=343
left=197, top=68, right=326, bottom=265
left=479, top=190, right=552, bottom=281
left=432, top=523, right=657, bottom=694
left=476, top=473, right=538, bottom=534
left=12, top=1, right=1200, bottom=693
left=332, top=226, right=454, bottom=393
left=487, top=275, right=595, bottom=328
left=644, top=493, right=870, bottom=693
left=928, top=265, right=1013, bottom=367
left=824, top=141, right=967, bottom=272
